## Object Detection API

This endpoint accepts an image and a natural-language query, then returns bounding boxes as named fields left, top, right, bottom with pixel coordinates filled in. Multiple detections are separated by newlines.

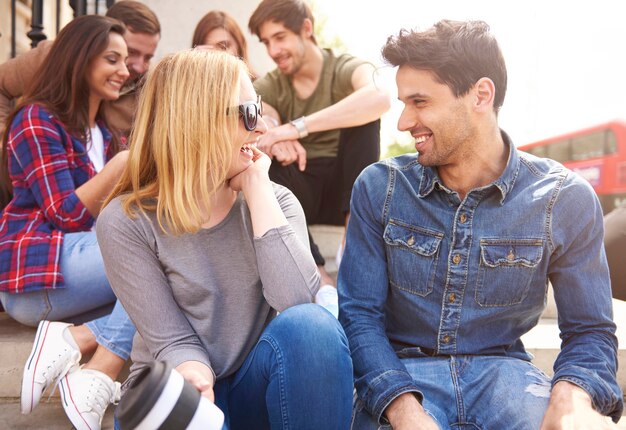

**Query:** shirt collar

left=418, top=130, right=520, bottom=205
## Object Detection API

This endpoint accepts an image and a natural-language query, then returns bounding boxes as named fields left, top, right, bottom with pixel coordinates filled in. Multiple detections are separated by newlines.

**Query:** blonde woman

left=97, top=50, right=353, bottom=429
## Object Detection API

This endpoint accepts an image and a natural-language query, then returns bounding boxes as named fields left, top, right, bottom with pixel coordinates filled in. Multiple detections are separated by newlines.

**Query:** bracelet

left=290, top=116, right=308, bottom=139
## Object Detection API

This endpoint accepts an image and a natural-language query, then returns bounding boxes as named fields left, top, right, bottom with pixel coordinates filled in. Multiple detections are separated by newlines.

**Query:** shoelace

left=84, top=374, right=121, bottom=417
left=40, top=347, right=80, bottom=399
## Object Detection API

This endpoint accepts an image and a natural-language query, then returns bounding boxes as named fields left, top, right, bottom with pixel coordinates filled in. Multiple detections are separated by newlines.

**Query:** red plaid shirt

left=0, top=104, right=113, bottom=293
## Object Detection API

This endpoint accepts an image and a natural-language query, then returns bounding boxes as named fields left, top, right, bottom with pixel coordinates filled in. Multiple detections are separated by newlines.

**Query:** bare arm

left=74, top=150, right=128, bottom=217
left=303, top=63, right=390, bottom=132
left=259, top=63, right=389, bottom=146
left=257, top=63, right=389, bottom=168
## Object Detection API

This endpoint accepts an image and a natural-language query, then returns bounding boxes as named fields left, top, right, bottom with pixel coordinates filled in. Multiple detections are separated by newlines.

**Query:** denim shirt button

left=507, top=250, right=515, bottom=261
left=459, top=213, right=467, bottom=224
left=448, top=293, right=456, bottom=303
left=442, top=335, right=450, bottom=344
left=453, top=254, right=461, bottom=264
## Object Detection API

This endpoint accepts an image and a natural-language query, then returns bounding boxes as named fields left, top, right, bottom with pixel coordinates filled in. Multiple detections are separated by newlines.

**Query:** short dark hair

left=248, top=0, right=316, bottom=44
left=106, top=0, right=160, bottom=35
left=382, top=20, right=507, bottom=112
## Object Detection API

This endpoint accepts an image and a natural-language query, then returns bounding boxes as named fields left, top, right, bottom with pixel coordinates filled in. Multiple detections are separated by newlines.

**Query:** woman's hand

left=229, top=146, right=272, bottom=193
left=175, top=361, right=215, bottom=402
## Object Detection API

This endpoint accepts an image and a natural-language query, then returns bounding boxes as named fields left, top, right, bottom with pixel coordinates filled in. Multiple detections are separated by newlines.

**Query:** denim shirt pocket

left=475, top=238, right=544, bottom=306
left=383, top=221, right=443, bottom=297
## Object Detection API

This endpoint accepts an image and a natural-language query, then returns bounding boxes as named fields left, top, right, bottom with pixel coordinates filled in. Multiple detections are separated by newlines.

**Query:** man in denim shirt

left=339, top=20, right=623, bottom=429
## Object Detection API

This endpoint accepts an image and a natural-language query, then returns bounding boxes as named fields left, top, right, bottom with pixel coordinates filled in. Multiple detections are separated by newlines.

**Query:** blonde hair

left=105, top=49, right=247, bottom=234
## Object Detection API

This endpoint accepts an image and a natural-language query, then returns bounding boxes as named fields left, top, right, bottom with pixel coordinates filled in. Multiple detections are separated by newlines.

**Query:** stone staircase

left=0, top=224, right=623, bottom=429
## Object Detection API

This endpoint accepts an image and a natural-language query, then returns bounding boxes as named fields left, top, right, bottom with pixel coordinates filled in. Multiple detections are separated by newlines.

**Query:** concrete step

left=309, top=224, right=344, bottom=278
left=0, top=314, right=119, bottom=429
left=0, top=399, right=115, bottom=430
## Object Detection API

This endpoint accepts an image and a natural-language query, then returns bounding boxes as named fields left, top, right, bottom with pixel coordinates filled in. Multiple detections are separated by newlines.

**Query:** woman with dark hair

left=192, top=10, right=253, bottom=72
left=0, top=15, right=134, bottom=430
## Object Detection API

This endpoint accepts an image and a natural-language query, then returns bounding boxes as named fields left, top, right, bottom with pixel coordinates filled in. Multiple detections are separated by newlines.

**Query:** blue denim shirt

left=338, top=133, right=623, bottom=422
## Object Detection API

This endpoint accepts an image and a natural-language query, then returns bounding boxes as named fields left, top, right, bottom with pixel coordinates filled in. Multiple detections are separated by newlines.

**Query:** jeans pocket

left=384, top=221, right=443, bottom=297
left=475, top=238, right=543, bottom=306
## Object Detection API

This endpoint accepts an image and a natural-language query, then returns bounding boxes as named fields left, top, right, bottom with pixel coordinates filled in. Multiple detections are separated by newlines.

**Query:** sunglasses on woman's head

left=238, top=95, right=263, bottom=131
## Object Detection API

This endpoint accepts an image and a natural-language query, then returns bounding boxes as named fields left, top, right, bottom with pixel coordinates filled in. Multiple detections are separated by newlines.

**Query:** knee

left=4, top=307, right=41, bottom=327
left=268, top=303, right=349, bottom=353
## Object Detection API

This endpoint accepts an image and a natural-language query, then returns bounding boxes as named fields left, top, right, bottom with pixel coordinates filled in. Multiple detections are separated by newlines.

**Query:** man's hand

left=270, top=140, right=307, bottom=171
left=385, top=393, right=440, bottom=430
left=256, top=123, right=307, bottom=170
left=175, top=361, right=215, bottom=402
left=540, top=381, right=617, bottom=429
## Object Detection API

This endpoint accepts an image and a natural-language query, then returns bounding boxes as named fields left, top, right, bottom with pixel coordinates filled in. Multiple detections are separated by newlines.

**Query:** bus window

left=606, top=130, right=618, bottom=155
left=526, top=145, right=547, bottom=158
left=546, top=139, right=571, bottom=162
left=571, top=130, right=607, bottom=160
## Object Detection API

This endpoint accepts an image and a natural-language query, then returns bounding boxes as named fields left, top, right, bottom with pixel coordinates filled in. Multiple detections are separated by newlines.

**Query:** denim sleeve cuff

left=375, top=388, right=424, bottom=425
left=360, top=369, right=422, bottom=423
left=553, top=366, right=624, bottom=421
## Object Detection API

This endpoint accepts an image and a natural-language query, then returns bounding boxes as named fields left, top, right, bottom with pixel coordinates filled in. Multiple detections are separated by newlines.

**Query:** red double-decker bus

left=518, top=120, right=626, bottom=214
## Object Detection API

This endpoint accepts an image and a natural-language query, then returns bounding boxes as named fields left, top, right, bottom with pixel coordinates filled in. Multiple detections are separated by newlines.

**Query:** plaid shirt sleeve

left=8, top=104, right=94, bottom=231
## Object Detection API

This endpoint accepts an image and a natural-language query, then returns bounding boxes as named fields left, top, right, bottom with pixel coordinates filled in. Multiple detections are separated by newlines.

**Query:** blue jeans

left=114, top=304, right=353, bottom=430
left=216, top=304, right=353, bottom=429
left=0, top=230, right=135, bottom=360
left=351, top=355, right=551, bottom=430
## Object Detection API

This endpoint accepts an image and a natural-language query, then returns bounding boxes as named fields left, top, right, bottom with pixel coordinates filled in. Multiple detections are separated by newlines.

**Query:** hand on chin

left=228, top=147, right=271, bottom=192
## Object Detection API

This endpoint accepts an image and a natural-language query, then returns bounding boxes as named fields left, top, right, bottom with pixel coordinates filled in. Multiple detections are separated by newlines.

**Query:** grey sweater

left=96, top=184, right=320, bottom=384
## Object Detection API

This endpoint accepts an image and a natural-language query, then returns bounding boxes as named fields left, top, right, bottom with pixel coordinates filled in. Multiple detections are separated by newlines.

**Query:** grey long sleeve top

left=96, top=183, right=320, bottom=383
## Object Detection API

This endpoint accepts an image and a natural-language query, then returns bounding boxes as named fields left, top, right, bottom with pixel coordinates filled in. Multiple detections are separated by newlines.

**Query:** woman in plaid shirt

left=0, top=15, right=135, bottom=430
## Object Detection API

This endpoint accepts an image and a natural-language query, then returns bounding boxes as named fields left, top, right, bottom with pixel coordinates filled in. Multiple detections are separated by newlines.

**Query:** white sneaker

left=21, top=320, right=81, bottom=414
left=60, top=367, right=121, bottom=430
left=315, top=284, right=339, bottom=318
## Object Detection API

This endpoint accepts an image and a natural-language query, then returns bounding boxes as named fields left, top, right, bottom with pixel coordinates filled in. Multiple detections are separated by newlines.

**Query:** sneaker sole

left=21, top=320, right=51, bottom=414
left=60, top=373, right=98, bottom=430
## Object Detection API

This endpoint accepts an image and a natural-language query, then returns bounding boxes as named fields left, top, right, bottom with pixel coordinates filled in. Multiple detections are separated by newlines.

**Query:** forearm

left=304, top=85, right=390, bottom=133
left=75, top=150, right=127, bottom=217
left=551, top=331, right=621, bottom=418
left=343, top=315, right=420, bottom=419
left=255, top=225, right=319, bottom=310
left=550, top=179, right=623, bottom=419
left=253, top=186, right=319, bottom=309
left=241, top=172, right=288, bottom=237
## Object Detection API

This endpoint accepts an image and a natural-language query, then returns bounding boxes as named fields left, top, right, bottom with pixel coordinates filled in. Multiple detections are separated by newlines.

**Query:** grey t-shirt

left=96, top=183, right=320, bottom=384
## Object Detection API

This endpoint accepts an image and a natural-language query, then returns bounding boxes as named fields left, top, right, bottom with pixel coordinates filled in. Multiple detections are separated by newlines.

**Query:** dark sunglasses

left=238, top=95, right=263, bottom=131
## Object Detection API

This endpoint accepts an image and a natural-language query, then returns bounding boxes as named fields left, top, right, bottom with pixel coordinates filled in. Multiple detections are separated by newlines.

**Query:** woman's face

left=202, top=28, right=240, bottom=57
left=86, top=32, right=129, bottom=103
left=226, top=74, right=267, bottom=179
